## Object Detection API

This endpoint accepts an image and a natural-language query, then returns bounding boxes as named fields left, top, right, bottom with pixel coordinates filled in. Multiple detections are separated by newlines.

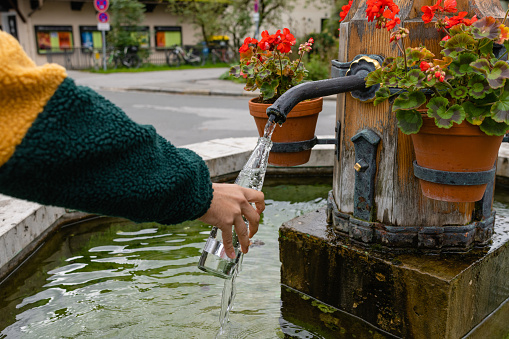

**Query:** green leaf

left=260, top=79, right=279, bottom=100
left=365, top=68, right=384, bottom=87
left=450, top=86, right=468, bottom=99
left=442, top=33, right=475, bottom=57
left=479, top=39, right=494, bottom=57
left=427, top=97, right=466, bottom=128
left=462, top=101, right=490, bottom=125
left=479, top=117, right=509, bottom=136
left=396, top=109, right=423, bottom=134
left=229, top=65, right=241, bottom=77
left=490, top=83, right=509, bottom=123
left=470, top=58, right=491, bottom=75
left=433, top=104, right=466, bottom=128
left=392, top=91, right=426, bottom=111
left=468, top=76, right=491, bottom=99
left=471, top=16, right=501, bottom=40
left=398, top=69, right=424, bottom=89
left=373, top=86, right=391, bottom=106
left=385, top=75, right=399, bottom=87
left=487, top=60, right=509, bottom=89
left=449, top=53, right=477, bottom=76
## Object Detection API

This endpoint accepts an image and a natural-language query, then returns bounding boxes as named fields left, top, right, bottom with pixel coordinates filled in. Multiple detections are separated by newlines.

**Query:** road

left=97, top=89, right=337, bottom=146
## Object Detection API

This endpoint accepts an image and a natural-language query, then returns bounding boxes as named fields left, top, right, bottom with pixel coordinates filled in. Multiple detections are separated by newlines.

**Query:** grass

left=87, top=62, right=233, bottom=74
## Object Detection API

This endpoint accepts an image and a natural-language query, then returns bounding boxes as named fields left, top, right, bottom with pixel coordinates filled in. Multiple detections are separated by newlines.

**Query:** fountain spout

left=266, top=55, right=382, bottom=124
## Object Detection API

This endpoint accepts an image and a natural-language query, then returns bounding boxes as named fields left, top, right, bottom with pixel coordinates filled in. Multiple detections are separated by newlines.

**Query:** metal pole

left=102, top=29, right=107, bottom=71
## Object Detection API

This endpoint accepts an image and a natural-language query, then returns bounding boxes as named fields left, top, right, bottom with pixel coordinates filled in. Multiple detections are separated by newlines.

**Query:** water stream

left=217, top=120, right=277, bottom=337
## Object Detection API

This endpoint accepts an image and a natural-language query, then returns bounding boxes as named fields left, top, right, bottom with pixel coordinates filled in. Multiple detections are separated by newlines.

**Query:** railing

left=43, top=46, right=211, bottom=70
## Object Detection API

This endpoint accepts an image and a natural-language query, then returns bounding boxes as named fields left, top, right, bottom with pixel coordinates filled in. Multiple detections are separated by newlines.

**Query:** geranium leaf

left=392, top=91, right=426, bottom=111
left=479, top=39, right=494, bottom=57
left=468, top=76, right=491, bottom=99
left=429, top=104, right=466, bottom=128
left=365, top=68, right=384, bottom=87
left=407, top=47, right=435, bottom=64
left=443, top=47, right=465, bottom=58
left=373, top=87, right=391, bottom=106
left=396, top=109, right=423, bottom=134
left=257, top=68, right=271, bottom=79
left=450, top=86, right=468, bottom=99
left=229, top=65, right=241, bottom=77
left=479, top=117, right=509, bottom=136
left=487, top=60, right=509, bottom=89
left=449, top=53, right=477, bottom=76
left=398, top=69, right=423, bottom=88
left=462, top=101, right=490, bottom=125
left=470, top=58, right=491, bottom=75
left=471, top=16, right=501, bottom=40
left=385, top=75, right=399, bottom=87
left=490, top=83, right=509, bottom=123
left=260, top=79, right=279, bottom=100
left=443, top=32, right=475, bottom=51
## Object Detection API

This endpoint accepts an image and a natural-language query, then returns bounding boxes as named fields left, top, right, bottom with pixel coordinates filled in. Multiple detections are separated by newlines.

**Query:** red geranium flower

left=421, top=0, right=442, bottom=23
left=277, top=28, right=296, bottom=53
left=340, top=0, right=353, bottom=22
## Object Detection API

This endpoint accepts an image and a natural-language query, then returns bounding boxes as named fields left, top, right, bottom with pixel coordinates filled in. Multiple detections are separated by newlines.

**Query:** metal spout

left=266, top=73, right=367, bottom=124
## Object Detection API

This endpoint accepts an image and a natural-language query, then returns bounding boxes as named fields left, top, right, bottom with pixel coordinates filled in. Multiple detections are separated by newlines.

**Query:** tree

left=165, top=0, right=228, bottom=47
left=107, top=0, right=146, bottom=49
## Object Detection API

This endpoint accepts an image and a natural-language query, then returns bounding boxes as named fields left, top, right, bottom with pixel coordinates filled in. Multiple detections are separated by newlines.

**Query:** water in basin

left=0, top=183, right=332, bottom=338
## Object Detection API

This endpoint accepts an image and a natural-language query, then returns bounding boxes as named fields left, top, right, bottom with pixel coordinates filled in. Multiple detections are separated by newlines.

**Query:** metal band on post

left=413, top=161, right=496, bottom=186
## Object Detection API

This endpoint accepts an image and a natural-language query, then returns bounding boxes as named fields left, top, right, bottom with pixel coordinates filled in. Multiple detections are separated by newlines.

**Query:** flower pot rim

left=248, top=97, right=323, bottom=119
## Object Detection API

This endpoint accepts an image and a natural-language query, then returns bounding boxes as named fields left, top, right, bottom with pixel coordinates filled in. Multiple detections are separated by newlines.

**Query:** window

left=154, top=26, right=182, bottom=49
left=79, top=26, right=104, bottom=50
left=125, top=26, right=150, bottom=48
left=35, top=25, right=73, bottom=54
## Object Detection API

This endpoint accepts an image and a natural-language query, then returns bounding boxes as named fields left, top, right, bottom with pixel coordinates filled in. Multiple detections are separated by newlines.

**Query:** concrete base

left=279, top=208, right=509, bottom=338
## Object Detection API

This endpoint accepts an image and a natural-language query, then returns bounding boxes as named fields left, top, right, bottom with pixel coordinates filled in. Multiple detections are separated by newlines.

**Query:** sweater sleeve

left=0, top=77, right=214, bottom=225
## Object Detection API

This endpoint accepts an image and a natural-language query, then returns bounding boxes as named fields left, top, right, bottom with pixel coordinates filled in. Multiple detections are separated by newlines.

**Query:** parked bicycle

left=106, top=46, right=141, bottom=69
left=209, top=41, right=234, bottom=64
left=165, top=45, right=202, bottom=67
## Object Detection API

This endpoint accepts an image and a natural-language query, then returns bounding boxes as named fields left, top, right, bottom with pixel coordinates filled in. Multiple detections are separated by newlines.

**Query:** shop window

left=154, top=26, right=182, bottom=49
left=35, top=25, right=73, bottom=54
left=79, top=26, right=104, bottom=51
left=124, top=26, right=150, bottom=48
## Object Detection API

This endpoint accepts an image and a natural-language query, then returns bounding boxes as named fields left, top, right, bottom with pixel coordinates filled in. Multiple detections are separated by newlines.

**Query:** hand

left=198, top=183, right=265, bottom=259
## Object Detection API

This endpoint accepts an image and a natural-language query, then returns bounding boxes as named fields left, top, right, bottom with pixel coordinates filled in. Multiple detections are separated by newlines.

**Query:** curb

left=117, top=86, right=338, bottom=101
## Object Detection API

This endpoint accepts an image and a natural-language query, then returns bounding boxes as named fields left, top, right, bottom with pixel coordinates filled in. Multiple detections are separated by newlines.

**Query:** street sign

left=97, top=12, right=110, bottom=24
left=97, top=23, right=110, bottom=31
left=94, top=0, right=109, bottom=12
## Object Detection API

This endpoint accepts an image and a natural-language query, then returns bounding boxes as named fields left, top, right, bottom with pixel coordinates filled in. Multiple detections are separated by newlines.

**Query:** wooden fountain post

left=279, top=0, right=509, bottom=337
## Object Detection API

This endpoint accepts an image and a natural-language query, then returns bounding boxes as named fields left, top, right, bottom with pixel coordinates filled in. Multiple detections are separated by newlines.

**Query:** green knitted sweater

left=0, top=78, right=213, bottom=225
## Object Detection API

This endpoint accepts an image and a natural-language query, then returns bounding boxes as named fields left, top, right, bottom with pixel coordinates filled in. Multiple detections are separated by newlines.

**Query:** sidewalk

left=66, top=68, right=337, bottom=100
left=67, top=68, right=258, bottom=97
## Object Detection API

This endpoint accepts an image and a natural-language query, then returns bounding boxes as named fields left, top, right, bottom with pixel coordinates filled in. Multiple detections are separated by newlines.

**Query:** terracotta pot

left=249, top=97, right=323, bottom=167
left=411, top=116, right=503, bottom=202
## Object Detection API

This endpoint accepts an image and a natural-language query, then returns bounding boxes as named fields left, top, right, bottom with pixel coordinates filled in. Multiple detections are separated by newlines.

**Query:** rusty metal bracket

left=351, top=129, right=381, bottom=222
left=325, top=191, right=495, bottom=252
left=413, top=161, right=496, bottom=186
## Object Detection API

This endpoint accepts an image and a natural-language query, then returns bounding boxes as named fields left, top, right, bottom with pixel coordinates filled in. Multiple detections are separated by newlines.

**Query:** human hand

left=198, top=183, right=265, bottom=259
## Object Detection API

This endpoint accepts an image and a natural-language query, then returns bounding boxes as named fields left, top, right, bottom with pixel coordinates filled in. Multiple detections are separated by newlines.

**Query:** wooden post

left=334, top=0, right=505, bottom=228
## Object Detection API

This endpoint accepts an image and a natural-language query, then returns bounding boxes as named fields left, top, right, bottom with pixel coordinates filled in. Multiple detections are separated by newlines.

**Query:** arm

left=0, top=31, right=265, bottom=237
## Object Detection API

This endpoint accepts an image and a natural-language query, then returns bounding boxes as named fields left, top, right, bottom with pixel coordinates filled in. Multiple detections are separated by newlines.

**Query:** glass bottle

left=198, top=135, right=273, bottom=279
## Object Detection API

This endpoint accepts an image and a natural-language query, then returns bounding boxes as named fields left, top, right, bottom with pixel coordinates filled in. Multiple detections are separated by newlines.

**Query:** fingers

left=241, top=200, right=260, bottom=238
left=220, top=222, right=236, bottom=259
left=242, top=188, right=265, bottom=214
left=234, top=215, right=250, bottom=254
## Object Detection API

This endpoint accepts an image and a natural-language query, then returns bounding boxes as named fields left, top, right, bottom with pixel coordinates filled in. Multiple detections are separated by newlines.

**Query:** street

left=97, top=89, right=337, bottom=146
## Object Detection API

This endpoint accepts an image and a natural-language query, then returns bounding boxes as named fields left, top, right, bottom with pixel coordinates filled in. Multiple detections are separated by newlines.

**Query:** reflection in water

left=0, top=185, right=331, bottom=339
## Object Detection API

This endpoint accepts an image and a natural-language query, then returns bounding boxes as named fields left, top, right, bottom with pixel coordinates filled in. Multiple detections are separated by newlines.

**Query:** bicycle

left=165, top=45, right=202, bottom=67
left=106, top=46, right=141, bottom=69
left=209, top=41, right=234, bottom=64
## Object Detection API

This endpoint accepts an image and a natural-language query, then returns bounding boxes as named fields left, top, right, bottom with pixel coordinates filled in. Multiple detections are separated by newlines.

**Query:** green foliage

left=107, top=0, right=146, bottom=50
left=365, top=15, right=509, bottom=136
left=304, top=54, right=330, bottom=81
